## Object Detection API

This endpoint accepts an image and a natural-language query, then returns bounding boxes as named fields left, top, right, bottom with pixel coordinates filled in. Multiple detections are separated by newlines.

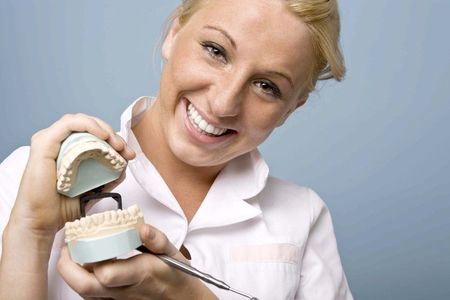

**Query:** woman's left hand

left=57, top=224, right=218, bottom=300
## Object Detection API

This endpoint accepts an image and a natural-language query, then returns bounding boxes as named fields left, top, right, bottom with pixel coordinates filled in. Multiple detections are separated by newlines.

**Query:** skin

left=134, top=0, right=314, bottom=220
left=0, top=0, right=314, bottom=299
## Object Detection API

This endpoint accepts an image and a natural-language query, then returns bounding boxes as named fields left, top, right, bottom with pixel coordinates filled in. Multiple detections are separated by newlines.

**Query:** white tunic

left=0, top=97, right=353, bottom=300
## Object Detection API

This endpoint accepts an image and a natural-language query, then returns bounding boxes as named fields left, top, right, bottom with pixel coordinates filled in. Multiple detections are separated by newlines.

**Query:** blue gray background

left=1, top=1, right=449, bottom=299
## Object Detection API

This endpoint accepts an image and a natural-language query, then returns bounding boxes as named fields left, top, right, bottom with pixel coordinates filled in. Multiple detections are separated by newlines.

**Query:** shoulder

left=261, top=176, right=327, bottom=213
left=255, top=175, right=329, bottom=234
left=0, top=146, right=30, bottom=206
left=0, top=146, right=30, bottom=175
left=0, top=146, right=30, bottom=241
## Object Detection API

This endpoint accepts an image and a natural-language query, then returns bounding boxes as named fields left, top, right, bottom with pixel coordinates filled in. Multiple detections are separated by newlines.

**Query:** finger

left=30, top=114, right=111, bottom=159
left=57, top=246, right=113, bottom=298
left=140, top=224, right=187, bottom=262
left=49, top=113, right=111, bottom=144
left=92, top=254, right=162, bottom=287
left=90, top=117, right=136, bottom=161
left=113, top=134, right=136, bottom=161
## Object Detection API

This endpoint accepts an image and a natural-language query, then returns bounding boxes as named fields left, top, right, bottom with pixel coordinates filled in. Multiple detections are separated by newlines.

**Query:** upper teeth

left=188, top=103, right=227, bottom=136
left=57, top=141, right=127, bottom=193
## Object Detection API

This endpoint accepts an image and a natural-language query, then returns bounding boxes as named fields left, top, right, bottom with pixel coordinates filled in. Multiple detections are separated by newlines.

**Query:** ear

left=162, top=17, right=182, bottom=60
left=295, top=94, right=308, bottom=109
left=276, top=94, right=309, bottom=127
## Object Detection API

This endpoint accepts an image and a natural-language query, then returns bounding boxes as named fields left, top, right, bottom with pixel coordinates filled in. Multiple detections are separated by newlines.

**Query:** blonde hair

left=173, top=0, right=345, bottom=92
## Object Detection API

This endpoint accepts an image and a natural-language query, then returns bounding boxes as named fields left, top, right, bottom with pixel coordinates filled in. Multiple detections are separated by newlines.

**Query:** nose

left=208, top=71, right=248, bottom=118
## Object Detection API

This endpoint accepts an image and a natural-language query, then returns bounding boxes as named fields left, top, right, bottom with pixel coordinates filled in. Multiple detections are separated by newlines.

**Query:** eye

left=254, top=80, right=282, bottom=99
left=200, top=41, right=227, bottom=64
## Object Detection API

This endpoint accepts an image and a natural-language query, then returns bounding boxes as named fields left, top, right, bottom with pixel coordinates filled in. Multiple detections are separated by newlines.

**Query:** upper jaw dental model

left=56, top=132, right=127, bottom=198
left=57, top=132, right=143, bottom=264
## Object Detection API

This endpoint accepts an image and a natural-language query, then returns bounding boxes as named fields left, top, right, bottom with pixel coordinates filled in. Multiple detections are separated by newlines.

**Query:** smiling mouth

left=187, top=103, right=235, bottom=137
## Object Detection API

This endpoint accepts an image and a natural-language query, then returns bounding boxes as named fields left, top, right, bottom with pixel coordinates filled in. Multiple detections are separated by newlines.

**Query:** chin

left=169, top=141, right=230, bottom=168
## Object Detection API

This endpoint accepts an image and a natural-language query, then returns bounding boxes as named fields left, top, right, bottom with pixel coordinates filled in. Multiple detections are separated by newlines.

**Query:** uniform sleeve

left=0, top=146, right=30, bottom=257
left=295, top=188, right=353, bottom=300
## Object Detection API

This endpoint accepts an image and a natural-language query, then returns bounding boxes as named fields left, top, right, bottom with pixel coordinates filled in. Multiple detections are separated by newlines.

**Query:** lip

left=185, top=98, right=232, bottom=130
left=181, top=98, right=237, bottom=144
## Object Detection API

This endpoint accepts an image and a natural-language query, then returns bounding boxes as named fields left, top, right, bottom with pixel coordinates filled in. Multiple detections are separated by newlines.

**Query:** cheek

left=242, top=109, right=283, bottom=144
left=167, top=43, right=212, bottom=90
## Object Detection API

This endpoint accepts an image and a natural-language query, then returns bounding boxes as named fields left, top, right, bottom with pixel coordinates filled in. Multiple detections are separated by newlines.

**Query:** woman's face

left=156, top=0, right=314, bottom=168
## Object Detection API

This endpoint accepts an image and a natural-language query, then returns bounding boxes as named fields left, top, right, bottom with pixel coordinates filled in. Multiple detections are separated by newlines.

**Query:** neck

left=131, top=98, right=223, bottom=221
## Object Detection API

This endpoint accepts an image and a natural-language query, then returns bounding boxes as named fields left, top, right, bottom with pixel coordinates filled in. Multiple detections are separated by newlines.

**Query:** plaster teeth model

left=64, top=204, right=145, bottom=264
left=56, top=132, right=127, bottom=198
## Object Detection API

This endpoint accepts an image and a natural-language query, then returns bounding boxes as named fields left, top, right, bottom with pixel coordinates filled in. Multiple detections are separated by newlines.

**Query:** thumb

left=139, top=224, right=186, bottom=262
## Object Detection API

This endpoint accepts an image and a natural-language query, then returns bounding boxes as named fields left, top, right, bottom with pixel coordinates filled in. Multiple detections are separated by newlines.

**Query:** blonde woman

left=0, top=0, right=352, bottom=299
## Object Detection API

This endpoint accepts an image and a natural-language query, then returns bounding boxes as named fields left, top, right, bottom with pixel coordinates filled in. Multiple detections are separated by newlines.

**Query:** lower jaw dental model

left=57, top=132, right=143, bottom=263
left=57, top=132, right=259, bottom=299
left=65, top=204, right=144, bottom=264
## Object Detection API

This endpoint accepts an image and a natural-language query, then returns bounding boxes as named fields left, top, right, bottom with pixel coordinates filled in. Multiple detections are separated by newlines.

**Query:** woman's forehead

left=190, top=0, right=307, bottom=39
left=184, top=0, right=314, bottom=85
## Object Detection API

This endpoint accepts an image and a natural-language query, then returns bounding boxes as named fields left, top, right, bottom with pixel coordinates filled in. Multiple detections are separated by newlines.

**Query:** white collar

left=119, top=97, right=269, bottom=229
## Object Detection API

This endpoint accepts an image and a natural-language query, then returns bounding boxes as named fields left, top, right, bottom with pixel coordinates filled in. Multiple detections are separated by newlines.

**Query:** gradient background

left=1, top=1, right=449, bottom=299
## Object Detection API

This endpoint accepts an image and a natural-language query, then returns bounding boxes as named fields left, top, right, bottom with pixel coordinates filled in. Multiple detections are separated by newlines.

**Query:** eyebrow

left=267, top=71, right=294, bottom=88
left=203, top=25, right=236, bottom=49
left=203, top=25, right=294, bottom=88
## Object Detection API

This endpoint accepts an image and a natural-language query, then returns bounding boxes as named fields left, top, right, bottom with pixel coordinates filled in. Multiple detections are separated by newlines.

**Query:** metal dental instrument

left=137, top=246, right=259, bottom=300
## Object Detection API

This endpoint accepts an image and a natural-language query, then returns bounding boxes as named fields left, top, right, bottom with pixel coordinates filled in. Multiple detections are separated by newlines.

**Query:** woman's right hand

left=0, top=113, right=135, bottom=300
left=7, top=113, right=136, bottom=244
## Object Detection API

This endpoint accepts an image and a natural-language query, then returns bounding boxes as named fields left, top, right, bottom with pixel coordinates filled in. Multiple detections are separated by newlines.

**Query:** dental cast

left=64, top=205, right=144, bottom=242
left=56, top=136, right=127, bottom=193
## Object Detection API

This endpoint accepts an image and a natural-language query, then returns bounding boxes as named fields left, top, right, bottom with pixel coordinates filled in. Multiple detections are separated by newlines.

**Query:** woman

left=0, top=0, right=352, bottom=299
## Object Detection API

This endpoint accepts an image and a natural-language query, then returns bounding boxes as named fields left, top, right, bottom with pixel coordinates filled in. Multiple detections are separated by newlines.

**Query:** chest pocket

left=225, top=243, right=302, bottom=300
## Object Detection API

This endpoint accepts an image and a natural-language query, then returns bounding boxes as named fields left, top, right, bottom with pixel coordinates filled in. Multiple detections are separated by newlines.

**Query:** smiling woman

left=146, top=0, right=315, bottom=170
left=0, top=0, right=352, bottom=299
